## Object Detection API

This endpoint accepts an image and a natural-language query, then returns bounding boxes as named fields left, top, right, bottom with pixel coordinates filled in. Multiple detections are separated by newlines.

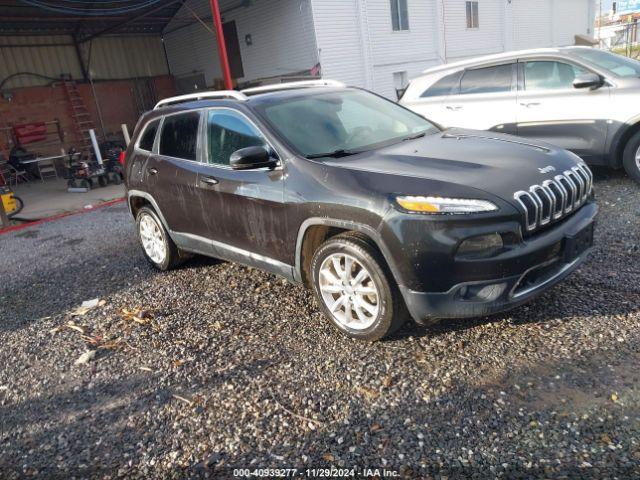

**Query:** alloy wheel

left=139, top=213, right=166, bottom=265
left=318, top=253, right=380, bottom=330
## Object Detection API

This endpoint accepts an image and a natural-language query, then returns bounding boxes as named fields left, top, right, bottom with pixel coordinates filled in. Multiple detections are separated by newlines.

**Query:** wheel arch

left=127, top=190, right=171, bottom=232
left=609, top=116, right=640, bottom=169
left=294, top=218, right=402, bottom=289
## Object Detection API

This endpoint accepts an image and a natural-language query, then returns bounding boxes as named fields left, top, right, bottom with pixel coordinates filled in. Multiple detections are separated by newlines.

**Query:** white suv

left=400, top=47, right=640, bottom=183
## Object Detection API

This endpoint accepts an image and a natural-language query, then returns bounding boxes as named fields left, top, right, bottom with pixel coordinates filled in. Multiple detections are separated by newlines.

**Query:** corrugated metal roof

left=0, top=36, right=82, bottom=88
left=0, top=35, right=168, bottom=88
left=0, top=0, right=185, bottom=39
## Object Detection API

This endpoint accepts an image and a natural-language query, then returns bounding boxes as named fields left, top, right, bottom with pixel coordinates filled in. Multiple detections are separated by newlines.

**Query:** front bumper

left=398, top=202, right=598, bottom=323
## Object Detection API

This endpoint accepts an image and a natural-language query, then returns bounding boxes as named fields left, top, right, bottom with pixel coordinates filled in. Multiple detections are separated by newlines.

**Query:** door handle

left=200, top=176, right=219, bottom=186
left=147, top=167, right=158, bottom=175
left=520, top=102, right=541, bottom=108
left=446, top=105, right=463, bottom=111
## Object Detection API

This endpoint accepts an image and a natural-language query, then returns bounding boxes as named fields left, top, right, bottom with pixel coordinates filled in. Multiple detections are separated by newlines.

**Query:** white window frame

left=466, top=1, right=479, bottom=29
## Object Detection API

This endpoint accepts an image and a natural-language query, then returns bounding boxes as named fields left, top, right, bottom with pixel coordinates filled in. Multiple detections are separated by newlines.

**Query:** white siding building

left=163, top=0, right=596, bottom=98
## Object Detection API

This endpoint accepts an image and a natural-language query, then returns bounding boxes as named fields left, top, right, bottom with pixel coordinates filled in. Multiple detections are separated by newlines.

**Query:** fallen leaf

left=355, top=386, right=379, bottom=400
left=66, top=322, right=85, bottom=334
left=382, top=374, right=392, bottom=388
left=322, top=453, right=334, bottom=462
left=172, top=394, right=194, bottom=406
left=370, top=422, right=382, bottom=432
left=611, top=393, right=618, bottom=402
left=600, top=433, right=612, bottom=445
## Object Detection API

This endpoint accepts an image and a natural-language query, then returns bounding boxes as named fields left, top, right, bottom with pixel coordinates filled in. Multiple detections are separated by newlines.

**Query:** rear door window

left=420, top=71, right=462, bottom=98
left=159, top=111, right=201, bottom=161
left=460, top=64, right=513, bottom=95
left=138, top=119, right=159, bottom=151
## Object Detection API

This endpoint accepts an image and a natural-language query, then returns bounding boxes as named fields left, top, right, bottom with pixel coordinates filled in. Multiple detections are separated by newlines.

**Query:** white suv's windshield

left=255, top=89, right=439, bottom=158
left=571, top=49, right=640, bottom=77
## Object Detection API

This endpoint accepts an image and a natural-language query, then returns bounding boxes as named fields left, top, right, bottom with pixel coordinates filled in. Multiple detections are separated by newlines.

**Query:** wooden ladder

left=61, top=79, right=95, bottom=155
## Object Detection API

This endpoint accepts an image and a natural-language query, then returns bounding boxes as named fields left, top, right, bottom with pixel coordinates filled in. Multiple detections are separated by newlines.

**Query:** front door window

left=207, top=110, right=267, bottom=166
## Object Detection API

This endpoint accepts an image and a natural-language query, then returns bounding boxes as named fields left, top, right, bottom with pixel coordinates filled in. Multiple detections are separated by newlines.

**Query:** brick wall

left=0, top=75, right=175, bottom=157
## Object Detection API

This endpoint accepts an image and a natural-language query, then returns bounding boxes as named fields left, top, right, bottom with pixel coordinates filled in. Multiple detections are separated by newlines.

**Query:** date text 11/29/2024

left=232, top=467, right=400, bottom=477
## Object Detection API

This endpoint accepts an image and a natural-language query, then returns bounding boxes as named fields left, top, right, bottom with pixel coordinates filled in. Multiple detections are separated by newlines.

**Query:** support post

left=209, top=0, right=233, bottom=90
left=89, top=129, right=103, bottom=166
left=121, top=124, right=131, bottom=146
left=72, top=35, right=89, bottom=82
left=0, top=196, right=9, bottom=228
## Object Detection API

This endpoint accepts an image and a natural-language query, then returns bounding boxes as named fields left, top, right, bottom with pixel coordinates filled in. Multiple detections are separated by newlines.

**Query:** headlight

left=395, top=195, right=498, bottom=214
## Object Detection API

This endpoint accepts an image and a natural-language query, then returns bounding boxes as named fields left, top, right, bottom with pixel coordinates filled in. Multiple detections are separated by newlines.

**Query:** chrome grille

left=514, top=163, right=593, bottom=233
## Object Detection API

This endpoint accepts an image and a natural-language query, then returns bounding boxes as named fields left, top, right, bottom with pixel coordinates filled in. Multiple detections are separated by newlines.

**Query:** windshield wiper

left=305, top=149, right=359, bottom=159
left=401, top=131, right=427, bottom=141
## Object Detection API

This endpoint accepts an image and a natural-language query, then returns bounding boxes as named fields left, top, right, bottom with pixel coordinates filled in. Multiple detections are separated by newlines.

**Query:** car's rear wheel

left=136, top=206, right=184, bottom=271
left=311, top=233, right=406, bottom=341
left=622, top=130, right=640, bottom=183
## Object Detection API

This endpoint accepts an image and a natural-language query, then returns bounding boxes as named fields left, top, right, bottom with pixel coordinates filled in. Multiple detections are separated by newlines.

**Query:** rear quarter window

left=137, top=119, right=160, bottom=151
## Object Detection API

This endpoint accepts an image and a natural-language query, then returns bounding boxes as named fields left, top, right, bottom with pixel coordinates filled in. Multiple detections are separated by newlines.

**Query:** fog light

left=459, top=282, right=507, bottom=302
left=474, top=283, right=507, bottom=301
left=457, top=233, right=503, bottom=258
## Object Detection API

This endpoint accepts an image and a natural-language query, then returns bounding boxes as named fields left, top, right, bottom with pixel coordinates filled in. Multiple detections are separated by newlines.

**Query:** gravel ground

left=1, top=171, right=639, bottom=479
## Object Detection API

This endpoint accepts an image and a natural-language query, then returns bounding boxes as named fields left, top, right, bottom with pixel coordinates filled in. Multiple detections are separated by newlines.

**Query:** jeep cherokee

left=124, top=80, right=597, bottom=341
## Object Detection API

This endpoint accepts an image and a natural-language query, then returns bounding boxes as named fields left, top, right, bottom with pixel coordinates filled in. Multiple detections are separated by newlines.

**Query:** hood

left=322, top=128, right=583, bottom=202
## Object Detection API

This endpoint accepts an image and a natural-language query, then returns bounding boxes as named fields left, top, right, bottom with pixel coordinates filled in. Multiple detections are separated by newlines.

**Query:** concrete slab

left=12, top=178, right=125, bottom=220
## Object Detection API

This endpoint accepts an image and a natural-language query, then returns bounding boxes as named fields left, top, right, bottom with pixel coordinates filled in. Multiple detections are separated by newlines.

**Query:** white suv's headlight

left=396, top=195, right=498, bottom=214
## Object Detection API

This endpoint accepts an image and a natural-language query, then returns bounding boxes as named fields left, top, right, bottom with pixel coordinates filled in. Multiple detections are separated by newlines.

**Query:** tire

left=80, top=179, right=91, bottom=189
left=136, top=206, right=184, bottom=271
left=622, top=130, right=640, bottom=183
left=97, top=175, right=108, bottom=187
left=310, top=232, right=407, bottom=341
left=7, top=196, right=23, bottom=218
left=109, top=172, right=123, bottom=185
left=67, top=179, right=77, bottom=188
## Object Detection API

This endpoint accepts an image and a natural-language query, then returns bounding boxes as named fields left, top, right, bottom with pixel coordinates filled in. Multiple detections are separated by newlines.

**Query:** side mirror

left=229, top=146, right=277, bottom=170
left=573, top=73, right=604, bottom=90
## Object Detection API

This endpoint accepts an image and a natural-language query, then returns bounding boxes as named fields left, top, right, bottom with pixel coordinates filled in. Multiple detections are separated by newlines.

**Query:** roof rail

left=154, top=90, right=248, bottom=109
left=241, top=79, right=345, bottom=95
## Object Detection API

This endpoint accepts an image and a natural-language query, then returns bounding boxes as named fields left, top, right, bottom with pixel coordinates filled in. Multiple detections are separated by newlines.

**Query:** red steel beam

left=209, top=0, right=233, bottom=90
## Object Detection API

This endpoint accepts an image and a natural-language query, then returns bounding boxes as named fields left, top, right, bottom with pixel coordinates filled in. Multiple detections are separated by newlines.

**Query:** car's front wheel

left=311, top=233, right=406, bottom=341
left=622, top=130, right=640, bottom=183
left=136, top=206, right=184, bottom=271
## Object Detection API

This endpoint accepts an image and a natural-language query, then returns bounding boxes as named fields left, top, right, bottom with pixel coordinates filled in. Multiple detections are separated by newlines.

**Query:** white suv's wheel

left=622, top=130, right=640, bottom=184
left=311, top=233, right=407, bottom=341
left=136, top=206, right=183, bottom=271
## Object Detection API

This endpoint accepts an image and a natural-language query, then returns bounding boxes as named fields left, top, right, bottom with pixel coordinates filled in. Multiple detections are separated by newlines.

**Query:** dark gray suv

left=124, top=81, right=597, bottom=340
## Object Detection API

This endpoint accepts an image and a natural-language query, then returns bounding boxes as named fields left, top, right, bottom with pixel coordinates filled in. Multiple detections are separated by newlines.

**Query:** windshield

left=571, top=49, right=640, bottom=77
left=254, top=89, right=439, bottom=158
